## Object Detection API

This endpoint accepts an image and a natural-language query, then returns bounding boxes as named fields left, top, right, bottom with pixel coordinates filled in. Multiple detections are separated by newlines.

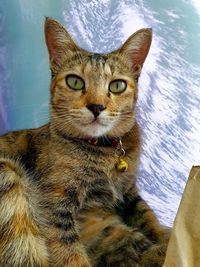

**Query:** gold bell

left=115, top=158, right=128, bottom=172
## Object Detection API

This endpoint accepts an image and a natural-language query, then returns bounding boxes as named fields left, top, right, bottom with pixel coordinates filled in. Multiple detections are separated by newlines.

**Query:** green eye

left=66, top=75, right=85, bottom=90
left=109, top=80, right=127, bottom=94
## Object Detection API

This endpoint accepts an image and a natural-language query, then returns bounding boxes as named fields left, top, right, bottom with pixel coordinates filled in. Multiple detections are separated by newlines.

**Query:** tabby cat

left=0, top=18, right=169, bottom=267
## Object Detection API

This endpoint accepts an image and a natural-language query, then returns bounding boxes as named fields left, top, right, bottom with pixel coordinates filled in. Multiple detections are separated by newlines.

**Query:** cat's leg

left=43, top=180, right=91, bottom=267
left=119, top=184, right=170, bottom=244
left=0, top=158, right=49, bottom=267
left=46, top=217, right=91, bottom=267
left=117, top=184, right=170, bottom=266
left=140, top=243, right=167, bottom=267
left=80, top=211, right=152, bottom=267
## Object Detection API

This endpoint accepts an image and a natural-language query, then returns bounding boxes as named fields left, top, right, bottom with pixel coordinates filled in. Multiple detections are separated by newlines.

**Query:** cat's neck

left=52, top=131, right=119, bottom=148
left=49, top=121, right=141, bottom=152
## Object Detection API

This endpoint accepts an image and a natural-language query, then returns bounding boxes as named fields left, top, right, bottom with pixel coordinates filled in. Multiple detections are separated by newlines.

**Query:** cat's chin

left=75, top=121, right=113, bottom=138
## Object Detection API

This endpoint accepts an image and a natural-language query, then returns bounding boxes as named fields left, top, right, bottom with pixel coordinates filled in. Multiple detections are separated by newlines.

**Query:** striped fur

left=0, top=18, right=170, bottom=266
left=0, top=158, right=48, bottom=266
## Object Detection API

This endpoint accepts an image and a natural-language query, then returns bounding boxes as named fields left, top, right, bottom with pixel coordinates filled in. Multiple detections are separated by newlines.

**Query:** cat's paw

left=130, top=229, right=152, bottom=253
left=93, top=227, right=152, bottom=267
left=140, top=243, right=167, bottom=267
left=151, top=226, right=171, bottom=244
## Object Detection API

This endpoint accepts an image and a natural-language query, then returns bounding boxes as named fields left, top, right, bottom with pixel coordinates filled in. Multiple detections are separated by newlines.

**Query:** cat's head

left=45, top=18, right=152, bottom=139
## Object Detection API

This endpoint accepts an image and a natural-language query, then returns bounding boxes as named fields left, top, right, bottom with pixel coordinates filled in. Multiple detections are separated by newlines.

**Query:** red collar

left=56, top=129, right=120, bottom=148
left=84, top=136, right=119, bottom=148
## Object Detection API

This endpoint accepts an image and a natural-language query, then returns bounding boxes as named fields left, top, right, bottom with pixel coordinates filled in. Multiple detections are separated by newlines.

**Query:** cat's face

left=45, top=18, right=152, bottom=138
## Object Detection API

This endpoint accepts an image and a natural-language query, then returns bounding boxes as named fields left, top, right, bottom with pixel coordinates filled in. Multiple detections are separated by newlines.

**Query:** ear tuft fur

left=118, top=28, right=152, bottom=72
left=44, top=18, right=80, bottom=69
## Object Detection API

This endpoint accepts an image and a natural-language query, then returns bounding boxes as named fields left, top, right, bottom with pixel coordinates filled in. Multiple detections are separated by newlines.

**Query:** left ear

left=118, top=28, right=152, bottom=73
left=44, top=17, right=81, bottom=70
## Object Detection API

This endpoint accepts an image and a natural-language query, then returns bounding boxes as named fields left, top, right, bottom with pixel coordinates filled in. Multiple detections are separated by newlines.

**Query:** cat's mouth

left=81, top=118, right=107, bottom=127
left=76, top=118, right=113, bottom=137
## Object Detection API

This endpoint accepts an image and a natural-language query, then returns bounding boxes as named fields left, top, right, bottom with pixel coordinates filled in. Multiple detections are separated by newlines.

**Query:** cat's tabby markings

left=0, top=18, right=169, bottom=267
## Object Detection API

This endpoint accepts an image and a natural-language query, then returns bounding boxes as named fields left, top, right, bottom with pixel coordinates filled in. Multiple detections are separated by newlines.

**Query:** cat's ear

left=118, top=28, right=152, bottom=74
left=44, top=17, right=80, bottom=69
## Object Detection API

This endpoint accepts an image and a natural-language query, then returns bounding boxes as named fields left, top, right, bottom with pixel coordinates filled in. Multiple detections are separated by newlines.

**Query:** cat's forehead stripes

left=90, top=53, right=107, bottom=63
left=89, top=54, right=131, bottom=77
left=81, top=61, right=114, bottom=87
left=89, top=53, right=108, bottom=74
left=83, top=54, right=130, bottom=78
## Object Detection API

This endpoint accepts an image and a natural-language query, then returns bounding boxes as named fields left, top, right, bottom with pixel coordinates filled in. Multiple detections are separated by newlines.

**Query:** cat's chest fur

left=35, top=135, right=132, bottom=210
left=43, top=140, right=117, bottom=177
left=21, top=123, right=140, bottom=214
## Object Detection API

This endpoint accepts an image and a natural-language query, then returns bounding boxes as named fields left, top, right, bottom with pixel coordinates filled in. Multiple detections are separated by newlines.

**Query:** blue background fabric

left=0, top=0, right=200, bottom=226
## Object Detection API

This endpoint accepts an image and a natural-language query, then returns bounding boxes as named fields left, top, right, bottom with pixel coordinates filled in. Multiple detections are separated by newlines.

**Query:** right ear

left=116, top=28, right=152, bottom=76
left=44, top=17, right=81, bottom=69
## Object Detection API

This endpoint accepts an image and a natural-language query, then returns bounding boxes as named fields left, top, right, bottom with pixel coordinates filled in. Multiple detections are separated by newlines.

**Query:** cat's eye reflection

left=109, top=80, right=127, bottom=94
left=66, top=74, right=85, bottom=90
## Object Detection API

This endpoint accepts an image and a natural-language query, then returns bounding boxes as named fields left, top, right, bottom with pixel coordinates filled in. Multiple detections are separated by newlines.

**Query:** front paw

left=130, top=229, right=152, bottom=253
left=140, top=243, right=167, bottom=267
left=92, top=228, right=152, bottom=267
left=149, top=225, right=171, bottom=244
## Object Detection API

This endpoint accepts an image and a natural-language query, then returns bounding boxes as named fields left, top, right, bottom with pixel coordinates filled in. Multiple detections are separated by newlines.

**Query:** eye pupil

left=66, top=75, right=85, bottom=90
left=109, top=80, right=127, bottom=94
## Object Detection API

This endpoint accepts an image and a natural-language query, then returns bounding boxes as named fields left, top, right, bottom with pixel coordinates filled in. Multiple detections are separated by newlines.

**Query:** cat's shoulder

left=0, top=124, right=50, bottom=157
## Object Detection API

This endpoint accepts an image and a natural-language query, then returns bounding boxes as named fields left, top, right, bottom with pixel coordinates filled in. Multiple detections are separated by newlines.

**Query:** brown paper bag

left=164, top=166, right=200, bottom=267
